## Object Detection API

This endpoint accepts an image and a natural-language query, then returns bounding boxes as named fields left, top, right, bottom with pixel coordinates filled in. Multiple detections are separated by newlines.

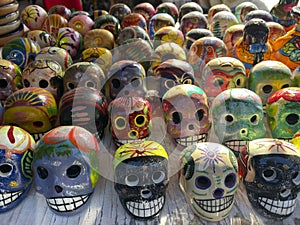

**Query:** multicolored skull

left=116, top=25, right=151, bottom=46
left=179, top=142, right=238, bottom=221
left=22, top=59, right=64, bottom=102
left=93, top=14, right=121, bottom=39
left=3, top=87, right=58, bottom=141
left=153, top=26, right=184, bottom=49
left=267, top=21, right=287, bottom=46
left=162, top=84, right=210, bottom=147
left=0, top=59, right=22, bottom=105
left=156, top=2, right=179, bottom=22
left=33, top=125, right=100, bottom=215
left=266, top=87, right=300, bottom=141
left=121, top=13, right=147, bottom=32
left=184, top=28, right=213, bottom=52
left=248, top=60, right=293, bottom=107
left=82, top=48, right=112, bottom=74
left=243, top=9, right=274, bottom=23
left=113, top=140, right=168, bottom=219
left=201, top=57, right=247, bottom=104
left=234, top=2, right=258, bottom=24
left=133, top=2, right=155, bottom=25
left=21, top=4, right=48, bottom=30
left=211, top=88, right=266, bottom=156
left=109, top=3, right=131, bottom=23
left=108, top=96, right=152, bottom=146
left=68, top=14, right=94, bottom=36
left=223, top=24, right=244, bottom=57
left=106, top=60, right=146, bottom=101
left=148, top=13, right=175, bottom=39
left=178, top=2, right=203, bottom=22
left=58, top=87, right=108, bottom=139
left=0, top=125, right=35, bottom=213
left=62, top=61, right=106, bottom=95
left=41, top=14, right=68, bottom=38
left=26, top=30, right=56, bottom=48
left=207, top=4, right=231, bottom=24
left=238, top=138, right=300, bottom=219
left=179, top=11, right=208, bottom=36
left=83, top=28, right=115, bottom=50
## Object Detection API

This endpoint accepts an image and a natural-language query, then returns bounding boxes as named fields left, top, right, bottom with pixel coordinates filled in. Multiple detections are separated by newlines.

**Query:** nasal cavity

left=213, top=188, right=224, bottom=199
left=55, top=185, right=63, bottom=193
left=188, top=124, right=194, bottom=130
left=140, top=188, right=152, bottom=199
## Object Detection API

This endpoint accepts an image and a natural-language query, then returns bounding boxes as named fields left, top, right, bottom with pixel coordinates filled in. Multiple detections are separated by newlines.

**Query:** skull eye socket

left=172, top=111, right=182, bottom=124
left=281, top=84, right=290, bottom=89
left=292, top=171, right=300, bottom=185
left=135, top=115, right=146, bottom=127
left=0, top=163, right=13, bottom=177
left=195, top=176, right=211, bottom=190
left=152, top=171, right=165, bottom=184
left=131, top=77, right=141, bottom=87
left=195, top=109, right=204, bottom=121
left=86, top=81, right=96, bottom=88
left=262, top=85, right=273, bottom=94
left=115, top=116, right=126, bottom=130
left=250, top=114, right=258, bottom=124
left=23, top=79, right=30, bottom=87
left=66, top=165, right=81, bottom=178
left=37, top=166, right=48, bottom=179
left=224, top=114, right=234, bottom=123
left=213, top=77, right=224, bottom=87
left=224, top=173, right=236, bottom=188
left=33, top=121, right=44, bottom=127
left=39, top=79, right=49, bottom=88
left=112, top=79, right=121, bottom=89
left=67, top=82, right=75, bottom=90
left=262, top=168, right=277, bottom=182
left=286, top=114, right=299, bottom=125
left=128, top=130, right=138, bottom=138
left=125, top=174, right=139, bottom=186
left=0, top=79, right=8, bottom=88
left=164, top=79, right=176, bottom=89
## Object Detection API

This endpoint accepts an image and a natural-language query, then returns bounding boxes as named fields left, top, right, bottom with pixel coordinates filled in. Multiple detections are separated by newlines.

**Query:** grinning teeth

left=32, top=132, right=46, bottom=142
left=114, top=137, right=148, bottom=147
left=175, top=134, right=207, bottom=147
left=193, top=195, right=234, bottom=213
left=224, top=140, right=248, bottom=153
left=258, top=197, right=296, bottom=216
left=0, top=190, right=24, bottom=207
left=125, top=196, right=165, bottom=218
left=46, top=194, right=91, bottom=212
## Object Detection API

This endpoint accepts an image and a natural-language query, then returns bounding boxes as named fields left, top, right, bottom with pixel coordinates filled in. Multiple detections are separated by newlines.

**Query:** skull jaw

left=223, top=140, right=249, bottom=157
left=113, top=136, right=149, bottom=147
left=174, top=133, right=208, bottom=147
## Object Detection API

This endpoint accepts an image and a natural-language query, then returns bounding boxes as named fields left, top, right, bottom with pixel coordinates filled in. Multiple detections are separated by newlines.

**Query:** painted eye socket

left=281, top=84, right=289, bottom=89
left=86, top=81, right=96, bottom=88
left=0, top=163, right=13, bottom=177
left=213, top=77, right=224, bottom=87
left=152, top=171, right=165, bottom=184
left=262, top=85, right=273, bottom=94
left=172, top=111, right=182, bottom=124
left=23, top=79, right=30, bottom=87
left=195, top=176, right=211, bottom=190
left=262, top=168, right=277, bottom=182
left=111, top=78, right=121, bottom=89
left=286, top=114, right=299, bottom=125
left=195, top=109, right=204, bottom=121
left=39, top=79, right=49, bottom=88
left=66, top=165, right=81, bottom=178
left=67, top=82, right=75, bottom=90
left=224, top=114, right=234, bottom=123
left=128, top=130, right=138, bottom=138
left=115, top=116, right=126, bottom=130
left=125, top=174, right=139, bottom=186
left=224, top=173, right=236, bottom=188
left=0, top=79, right=8, bottom=88
left=33, top=121, right=44, bottom=127
left=164, top=79, right=176, bottom=89
left=37, top=166, right=48, bottom=179
left=250, top=114, right=258, bottom=124
left=292, top=171, right=300, bottom=185
left=135, top=115, right=146, bottom=127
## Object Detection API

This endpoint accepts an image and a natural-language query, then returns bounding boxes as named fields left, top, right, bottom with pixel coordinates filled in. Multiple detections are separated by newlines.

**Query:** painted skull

left=266, top=87, right=300, bottom=141
left=201, top=57, right=247, bottom=104
left=154, top=59, right=194, bottom=97
left=33, top=125, right=100, bottom=215
left=63, top=61, right=106, bottom=95
left=113, top=140, right=168, bottom=219
left=162, top=84, right=210, bottom=147
left=238, top=138, right=300, bottom=219
left=179, top=11, right=208, bottom=36
left=106, top=60, right=146, bottom=101
left=156, top=2, right=179, bottom=22
left=3, top=87, right=58, bottom=142
left=248, top=60, right=293, bottom=107
left=22, top=59, right=64, bottom=102
left=0, top=59, right=22, bottom=105
left=183, top=28, right=213, bottom=52
left=93, top=14, right=121, bottom=39
left=211, top=88, right=266, bottom=156
left=178, top=2, right=203, bottom=22
left=148, top=13, right=175, bottom=39
left=109, top=3, right=131, bottom=24
left=0, top=125, right=35, bottom=213
left=108, top=96, right=152, bottom=146
left=234, top=2, right=258, bottom=23
left=133, top=2, right=155, bottom=25
left=58, top=87, right=108, bottom=139
left=179, top=142, right=238, bottom=221
left=223, top=24, right=244, bottom=57
left=153, top=26, right=184, bottom=49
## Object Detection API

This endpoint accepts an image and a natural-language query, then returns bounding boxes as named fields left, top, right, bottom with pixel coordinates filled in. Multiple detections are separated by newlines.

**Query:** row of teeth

left=258, top=197, right=296, bottom=216
left=0, top=190, right=23, bottom=207
left=114, top=137, right=148, bottom=147
left=194, top=195, right=234, bottom=213
left=175, top=134, right=207, bottom=146
left=32, top=133, right=45, bottom=142
left=224, top=140, right=248, bottom=152
left=47, top=194, right=90, bottom=212
left=126, top=196, right=164, bottom=218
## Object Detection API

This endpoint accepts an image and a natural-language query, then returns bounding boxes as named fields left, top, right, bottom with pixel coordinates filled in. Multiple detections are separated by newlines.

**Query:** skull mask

left=211, top=88, right=266, bottom=156
left=3, top=87, right=58, bottom=142
left=0, top=125, right=35, bottom=213
left=162, top=84, right=210, bottom=147
left=33, top=126, right=100, bottom=215
left=108, top=96, right=152, bottom=146
left=266, top=87, right=300, bottom=141
left=113, top=140, right=168, bottom=219
left=179, top=142, right=238, bottom=221
left=238, top=138, right=300, bottom=219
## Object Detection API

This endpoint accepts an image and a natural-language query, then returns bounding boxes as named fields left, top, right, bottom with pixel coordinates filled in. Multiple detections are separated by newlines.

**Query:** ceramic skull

left=0, top=125, right=35, bottom=213
left=211, top=88, right=266, bottom=156
left=108, top=96, right=152, bottom=146
left=266, top=87, right=300, bottom=141
left=33, top=125, right=100, bottom=215
left=3, top=87, right=58, bottom=142
left=113, top=140, right=168, bottom=219
left=179, top=142, right=238, bottom=221
left=238, top=138, right=300, bottom=219
left=162, top=84, right=210, bottom=147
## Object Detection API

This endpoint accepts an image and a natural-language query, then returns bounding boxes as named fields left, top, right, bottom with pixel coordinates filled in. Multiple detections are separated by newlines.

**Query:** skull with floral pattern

left=179, top=142, right=238, bottom=221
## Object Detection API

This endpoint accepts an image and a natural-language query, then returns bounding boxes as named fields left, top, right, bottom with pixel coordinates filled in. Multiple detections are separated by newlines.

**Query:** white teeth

left=115, top=137, right=148, bottom=146
left=0, top=190, right=24, bottom=207
left=224, top=140, right=248, bottom=153
left=193, top=195, right=234, bottom=213
left=32, top=133, right=45, bottom=142
left=175, top=134, right=207, bottom=147
left=125, top=196, right=165, bottom=218
left=258, top=197, right=296, bottom=216
left=46, top=194, right=91, bottom=212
